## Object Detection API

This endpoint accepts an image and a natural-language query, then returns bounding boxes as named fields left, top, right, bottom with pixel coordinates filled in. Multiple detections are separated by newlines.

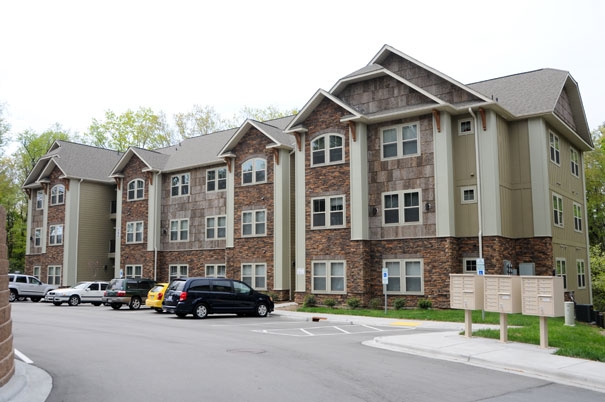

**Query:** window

left=242, top=158, right=266, bottom=184
left=169, top=265, right=188, bottom=281
left=383, top=190, right=421, bottom=225
left=463, top=258, right=477, bottom=273
left=126, top=221, right=144, bottom=243
left=556, top=258, right=567, bottom=289
left=573, top=203, right=582, bottom=232
left=311, top=134, right=344, bottom=166
left=384, top=259, right=423, bottom=294
left=205, top=264, right=226, bottom=278
left=50, top=185, right=65, bottom=205
left=459, top=119, right=473, bottom=135
left=577, top=260, right=586, bottom=289
left=461, top=186, right=477, bottom=204
left=33, top=266, right=40, bottom=279
left=171, top=173, right=190, bottom=197
left=36, top=190, right=44, bottom=209
left=570, top=148, right=579, bottom=177
left=312, top=261, right=345, bottom=293
left=242, top=263, right=267, bottom=289
left=48, top=266, right=61, bottom=285
left=125, top=265, right=142, bottom=278
left=170, top=219, right=189, bottom=242
left=312, top=196, right=345, bottom=228
left=549, top=132, right=560, bottom=165
left=49, top=225, right=63, bottom=245
left=242, top=210, right=266, bottom=237
left=552, top=193, right=563, bottom=227
left=207, top=167, right=227, bottom=191
left=206, top=216, right=226, bottom=239
left=127, top=179, right=145, bottom=201
left=34, top=228, right=41, bottom=247
left=381, top=123, right=419, bottom=159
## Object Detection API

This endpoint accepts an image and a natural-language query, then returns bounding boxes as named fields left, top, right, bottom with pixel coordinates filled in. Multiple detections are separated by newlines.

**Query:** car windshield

left=73, top=282, right=90, bottom=290
left=168, top=280, right=185, bottom=291
left=150, top=285, right=164, bottom=293
left=107, top=279, right=125, bottom=290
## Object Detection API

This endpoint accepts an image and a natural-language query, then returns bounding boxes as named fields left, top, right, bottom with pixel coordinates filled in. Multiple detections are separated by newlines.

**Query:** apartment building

left=24, top=45, right=593, bottom=307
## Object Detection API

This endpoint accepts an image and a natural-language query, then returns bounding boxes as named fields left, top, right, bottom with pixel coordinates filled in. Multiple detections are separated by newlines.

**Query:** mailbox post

left=521, top=276, right=565, bottom=348
left=484, top=275, right=522, bottom=342
left=450, top=274, right=484, bottom=337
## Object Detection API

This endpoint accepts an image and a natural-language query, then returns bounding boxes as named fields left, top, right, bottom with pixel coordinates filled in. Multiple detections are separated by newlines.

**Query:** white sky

left=1, top=0, right=604, bottom=151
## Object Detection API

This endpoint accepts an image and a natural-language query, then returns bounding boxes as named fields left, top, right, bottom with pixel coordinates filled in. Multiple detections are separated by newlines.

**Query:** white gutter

left=469, top=108, right=483, bottom=260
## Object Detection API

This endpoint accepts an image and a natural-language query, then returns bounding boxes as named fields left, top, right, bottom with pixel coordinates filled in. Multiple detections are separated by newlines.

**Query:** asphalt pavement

left=2, top=305, right=604, bottom=401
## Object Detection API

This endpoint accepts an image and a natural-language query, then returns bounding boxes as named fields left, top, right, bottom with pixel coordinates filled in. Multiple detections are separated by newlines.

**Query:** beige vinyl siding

left=453, top=115, right=478, bottom=237
left=77, top=182, right=115, bottom=281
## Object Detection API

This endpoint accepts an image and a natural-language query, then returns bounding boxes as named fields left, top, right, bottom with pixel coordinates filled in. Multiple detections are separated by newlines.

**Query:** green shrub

left=417, top=298, right=432, bottom=309
left=393, top=297, right=406, bottom=310
left=368, top=298, right=382, bottom=310
left=346, top=297, right=361, bottom=309
left=303, top=294, right=317, bottom=307
left=324, top=298, right=337, bottom=308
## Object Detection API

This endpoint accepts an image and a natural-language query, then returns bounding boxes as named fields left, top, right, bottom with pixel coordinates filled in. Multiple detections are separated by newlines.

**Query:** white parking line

left=14, top=349, right=33, bottom=364
left=253, top=324, right=412, bottom=337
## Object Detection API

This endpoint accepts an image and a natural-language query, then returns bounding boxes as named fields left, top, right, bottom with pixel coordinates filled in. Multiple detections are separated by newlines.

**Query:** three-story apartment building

left=24, top=45, right=593, bottom=307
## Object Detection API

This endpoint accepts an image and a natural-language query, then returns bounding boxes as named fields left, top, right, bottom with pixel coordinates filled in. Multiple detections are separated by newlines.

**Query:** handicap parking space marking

left=253, top=324, right=415, bottom=337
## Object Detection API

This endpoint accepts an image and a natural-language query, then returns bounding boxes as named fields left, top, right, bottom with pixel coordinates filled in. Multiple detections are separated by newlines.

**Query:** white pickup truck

left=8, top=273, right=57, bottom=302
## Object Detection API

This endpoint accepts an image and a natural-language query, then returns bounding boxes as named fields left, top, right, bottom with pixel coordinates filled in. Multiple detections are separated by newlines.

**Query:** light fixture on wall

left=162, top=229, right=167, bottom=235
left=425, top=203, right=431, bottom=212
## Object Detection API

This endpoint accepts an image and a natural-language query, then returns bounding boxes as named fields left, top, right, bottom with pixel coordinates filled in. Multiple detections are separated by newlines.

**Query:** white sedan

left=45, top=281, right=109, bottom=306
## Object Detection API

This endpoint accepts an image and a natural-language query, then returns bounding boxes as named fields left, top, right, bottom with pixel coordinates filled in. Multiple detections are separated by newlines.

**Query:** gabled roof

left=285, top=89, right=362, bottom=132
left=219, top=116, right=296, bottom=156
left=109, top=147, right=169, bottom=177
left=23, top=140, right=123, bottom=189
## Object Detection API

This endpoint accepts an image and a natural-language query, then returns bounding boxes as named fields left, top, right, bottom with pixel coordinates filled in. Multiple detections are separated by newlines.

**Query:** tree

left=174, top=105, right=231, bottom=139
left=589, top=245, right=605, bottom=311
left=585, top=123, right=605, bottom=247
left=85, top=108, right=174, bottom=152
left=15, top=126, right=71, bottom=182
left=0, top=103, right=9, bottom=154
left=232, top=105, right=297, bottom=124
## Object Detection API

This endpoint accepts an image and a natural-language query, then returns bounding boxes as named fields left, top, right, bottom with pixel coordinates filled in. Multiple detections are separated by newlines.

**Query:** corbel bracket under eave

left=349, top=122, right=357, bottom=142
left=293, top=132, right=302, bottom=151
left=432, top=109, right=441, bottom=133
left=113, top=177, right=122, bottom=190
left=272, top=148, right=280, bottom=165
left=479, top=107, right=487, bottom=131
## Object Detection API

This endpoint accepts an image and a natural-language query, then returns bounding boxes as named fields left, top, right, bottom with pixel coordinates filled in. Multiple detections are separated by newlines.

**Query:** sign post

left=382, top=268, right=389, bottom=314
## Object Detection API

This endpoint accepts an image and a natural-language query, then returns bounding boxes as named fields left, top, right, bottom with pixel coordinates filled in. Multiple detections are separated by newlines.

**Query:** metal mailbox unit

left=484, top=275, right=522, bottom=342
left=521, top=276, right=565, bottom=348
left=450, top=274, right=484, bottom=337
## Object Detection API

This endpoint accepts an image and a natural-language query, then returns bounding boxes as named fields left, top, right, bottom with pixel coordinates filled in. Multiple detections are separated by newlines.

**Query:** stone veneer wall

left=0, top=206, right=15, bottom=386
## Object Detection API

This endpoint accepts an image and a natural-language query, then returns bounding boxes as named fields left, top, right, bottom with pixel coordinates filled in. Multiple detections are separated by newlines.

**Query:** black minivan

left=162, top=277, right=274, bottom=319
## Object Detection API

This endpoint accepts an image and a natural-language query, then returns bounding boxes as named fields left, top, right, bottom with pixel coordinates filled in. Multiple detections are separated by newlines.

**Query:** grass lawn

left=297, top=306, right=605, bottom=362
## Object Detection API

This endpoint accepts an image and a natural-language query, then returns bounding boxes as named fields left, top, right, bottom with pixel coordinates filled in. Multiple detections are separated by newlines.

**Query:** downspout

left=468, top=108, right=483, bottom=260
left=153, top=172, right=158, bottom=282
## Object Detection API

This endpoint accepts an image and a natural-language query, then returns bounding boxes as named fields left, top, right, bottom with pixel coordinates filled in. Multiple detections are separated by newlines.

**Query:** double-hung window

left=207, top=167, right=227, bottom=191
left=170, top=219, right=189, bottom=241
left=169, top=265, right=188, bottom=281
left=556, top=258, right=567, bottom=289
left=126, top=221, right=144, bottom=243
left=125, top=265, right=143, bottom=278
left=570, top=148, right=579, bottom=177
left=33, top=266, right=40, bottom=279
left=383, top=190, right=421, bottom=225
left=206, top=216, right=226, bottom=239
left=577, top=260, right=586, bottom=289
left=312, top=261, right=345, bottom=293
left=242, top=158, right=266, bottom=185
left=127, top=179, right=145, bottom=201
left=50, top=185, right=65, bottom=205
left=384, top=259, right=423, bottom=294
left=242, top=263, right=267, bottom=290
left=549, top=132, right=560, bottom=165
left=381, top=123, right=419, bottom=159
left=242, top=210, right=266, bottom=237
left=36, top=190, right=44, bottom=209
left=48, top=266, right=61, bottom=285
left=171, top=173, right=190, bottom=197
left=552, top=193, right=563, bottom=227
left=573, top=203, right=582, bottom=232
left=206, top=264, right=226, bottom=278
left=312, top=196, right=345, bottom=228
left=311, top=134, right=344, bottom=166
left=49, top=225, right=63, bottom=245
left=34, top=228, right=41, bottom=247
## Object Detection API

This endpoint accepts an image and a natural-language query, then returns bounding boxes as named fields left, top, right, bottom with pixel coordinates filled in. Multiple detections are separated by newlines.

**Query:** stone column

left=0, top=206, right=14, bottom=386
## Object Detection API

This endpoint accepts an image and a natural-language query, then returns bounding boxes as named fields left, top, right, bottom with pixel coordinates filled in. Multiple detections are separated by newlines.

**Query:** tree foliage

left=174, top=105, right=231, bottom=138
left=0, top=103, right=9, bottom=153
left=15, top=126, right=71, bottom=182
left=85, top=108, right=174, bottom=152
left=589, top=245, right=605, bottom=311
left=233, top=105, right=297, bottom=123
left=585, top=123, right=605, bottom=247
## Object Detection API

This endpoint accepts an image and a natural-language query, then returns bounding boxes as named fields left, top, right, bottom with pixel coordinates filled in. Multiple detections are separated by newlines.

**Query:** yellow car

left=145, top=283, right=169, bottom=312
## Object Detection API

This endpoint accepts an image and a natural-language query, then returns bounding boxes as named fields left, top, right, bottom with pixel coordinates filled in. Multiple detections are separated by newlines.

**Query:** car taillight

left=117, top=291, right=126, bottom=297
left=157, top=292, right=163, bottom=300
left=179, top=291, right=187, bottom=301
left=104, top=291, right=107, bottom=296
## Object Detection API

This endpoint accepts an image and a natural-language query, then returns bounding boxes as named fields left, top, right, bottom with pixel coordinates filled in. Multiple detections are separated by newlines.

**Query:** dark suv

left=162, top=277, right=274, bottom=319
left=102, top=278, right=156, bottom=310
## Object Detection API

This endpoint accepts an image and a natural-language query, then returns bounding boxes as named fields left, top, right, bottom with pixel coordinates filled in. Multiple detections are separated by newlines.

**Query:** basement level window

left=459, top=119, right=473, bottom=135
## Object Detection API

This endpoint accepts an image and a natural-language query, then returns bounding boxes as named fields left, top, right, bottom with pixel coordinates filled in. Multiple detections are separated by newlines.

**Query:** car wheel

left=256, top=303, right=269, bottom=317
left=53, top=302, right=62, bottom=306
left=9, top=290, right=17, bottom=303
left=68, top=295, right=80, bottom=306
left=176, top=312, right=187, bottom=318
left=110, top=303, right=122, bottom=310
left=129, top=297, right=142, bottom=310
left=92, top=302, right=102, bottom=306
left=30, top=297, right=41, bottom=303
left=193, top=303, right=208, bottom=319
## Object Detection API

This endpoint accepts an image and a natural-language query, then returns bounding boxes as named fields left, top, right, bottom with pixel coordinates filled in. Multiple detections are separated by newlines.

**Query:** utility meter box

left=521, top=276, right=564, bottom=317
left=484, top=275, right=522, bottom=314
left=450, top=274, right=484, bottom=310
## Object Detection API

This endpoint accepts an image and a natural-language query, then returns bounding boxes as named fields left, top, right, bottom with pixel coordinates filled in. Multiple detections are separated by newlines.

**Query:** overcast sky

left=1, top=0, right=603, bottom=151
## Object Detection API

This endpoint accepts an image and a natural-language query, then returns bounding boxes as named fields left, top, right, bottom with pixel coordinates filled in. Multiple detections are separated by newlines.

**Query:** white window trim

left=570, top=147, right=579, bottom=178
left=126, top=221, right=144, bottom=244
left=169, top=264, right=188, bottom=281
left=47, top=265, right=61, bottom=286
left=382, top=189, right=423, bottom=226
left=383, top=259, right=424, bottom=295
left=36, top=190, right=44, bottom=209
left=311, top=195, right=346, bottom=229
left=206, top=215, right=227, bottom=240
left=34, top=228, right=41, bottom=247
left=576, top=259, right=586, bottom=289
left=463, top=258, right=478, bottom=273
left=311, top=260, right=346, bottom=294
left=380, top=122, right=420, bottom=161
left=50, top=185, right=65, bottom=206
left=207, top=167, right=227, bottom=192
left=458, top=118, right=474, bottom=135
left=125, top=264, right=143, bottom=278
left=310, top=133, right=344, bottom=167
left=549, top=131, right=561, bottom=166
left=205, top=264, right=226, bottom=278
left=460, top=186, right=477, bottom=204
left=573, top=202, right=583, bottom=232
left=241, top=209, right=266, bottom=237
left=241, top=263, right=267, bottom=290
left=48, top=224, right=63, bottom=246
left=33, top=266, right=41, bottom=279
left=552, top=193, right=564, bottom=228
left=555, top=258, right=567, bottom=289
left=127, top=179, right=145, bottom=201
left=169, top=219, right=189, bottom=242
left=241, top=158, right=267, bottom=185
left=170, top=173, right=190, bottom=197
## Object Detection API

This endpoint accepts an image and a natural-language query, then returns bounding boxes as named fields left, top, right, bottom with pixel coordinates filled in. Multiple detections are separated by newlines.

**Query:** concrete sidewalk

left=272, top=308, right=605, bottom=394
left=0, top=359, right=52, bottom=402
